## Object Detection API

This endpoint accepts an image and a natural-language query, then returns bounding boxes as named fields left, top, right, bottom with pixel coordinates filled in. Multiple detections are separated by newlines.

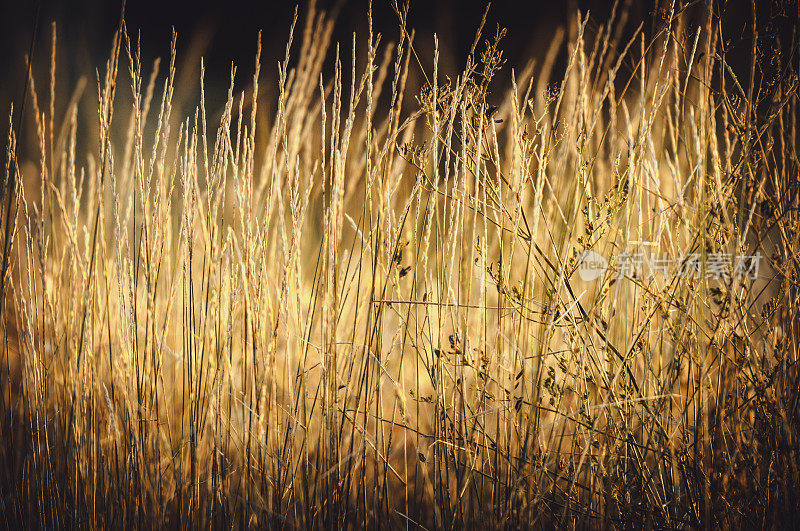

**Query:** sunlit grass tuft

left=1, top=1, right=798, bottom=527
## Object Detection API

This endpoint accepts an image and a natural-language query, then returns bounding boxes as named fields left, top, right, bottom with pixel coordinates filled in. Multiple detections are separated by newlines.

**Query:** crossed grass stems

left=1, top=0, right=798, bottom=527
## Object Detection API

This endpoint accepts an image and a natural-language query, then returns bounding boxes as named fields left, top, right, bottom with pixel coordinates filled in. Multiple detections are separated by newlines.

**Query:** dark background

left=0, top=0, right=654, bottom=110
left=0, top=0, right=645, bottom=74
left=0, top=0, right=792, bottom=152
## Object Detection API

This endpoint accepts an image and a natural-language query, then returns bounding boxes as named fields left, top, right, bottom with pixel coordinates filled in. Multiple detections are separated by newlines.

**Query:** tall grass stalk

left=1, top=0, right=798, bottom=527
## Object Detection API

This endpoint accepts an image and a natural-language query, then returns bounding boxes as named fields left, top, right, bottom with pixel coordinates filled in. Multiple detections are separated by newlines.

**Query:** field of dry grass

left=0, top=0, right=798, bottom=528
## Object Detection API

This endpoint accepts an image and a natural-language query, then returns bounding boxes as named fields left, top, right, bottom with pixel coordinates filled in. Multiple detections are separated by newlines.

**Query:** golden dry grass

left=0, top=0, right=798, bottom=528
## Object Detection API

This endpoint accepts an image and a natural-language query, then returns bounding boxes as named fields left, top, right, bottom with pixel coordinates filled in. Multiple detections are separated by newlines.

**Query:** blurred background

left=0, top=0, right=647, bottom=79
left=0, top=0, right=790, bottom=166
left=0, top=0, right=654, bottom=117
